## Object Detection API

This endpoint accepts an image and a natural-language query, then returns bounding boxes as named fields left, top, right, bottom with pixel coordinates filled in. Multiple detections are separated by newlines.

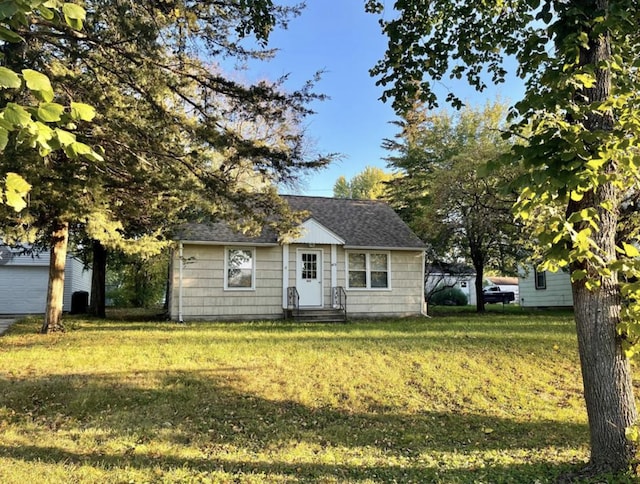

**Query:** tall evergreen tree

left=0, top=1, right=330, bottom=332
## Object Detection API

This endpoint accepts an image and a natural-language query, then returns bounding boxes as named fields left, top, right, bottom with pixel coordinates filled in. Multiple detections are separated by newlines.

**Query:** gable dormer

left=289, top=218, right=345, bottom=245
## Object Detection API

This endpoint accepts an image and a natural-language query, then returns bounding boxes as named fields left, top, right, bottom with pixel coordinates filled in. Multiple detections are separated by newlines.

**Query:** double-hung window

left=225, top=247, right=255, bottom=290
left=534, top=269, right=546, bottom=290
left=347, top=251, right=390, bottom=289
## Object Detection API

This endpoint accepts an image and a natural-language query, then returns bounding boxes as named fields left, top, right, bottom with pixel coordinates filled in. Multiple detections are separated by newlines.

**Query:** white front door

left=297, top=249, right=323, bottom=307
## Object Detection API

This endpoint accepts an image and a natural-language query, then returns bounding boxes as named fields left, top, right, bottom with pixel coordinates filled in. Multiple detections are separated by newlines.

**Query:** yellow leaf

left=6, top=172, right=31, bottom=193
left=4, top=172, right=31, bottom=211
left=570, top=191, right=584, bottom=201
left=623, top=242, right=640, bottom=258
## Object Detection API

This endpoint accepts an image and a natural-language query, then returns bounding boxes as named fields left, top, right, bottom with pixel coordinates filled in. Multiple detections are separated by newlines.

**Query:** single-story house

left=169, top=195, right=427, bottom=321
left=518, top=267, right=572, bottom=308
left=0, top=245, right=92, bottom=314
left=425, top=262, right=476, bottom=304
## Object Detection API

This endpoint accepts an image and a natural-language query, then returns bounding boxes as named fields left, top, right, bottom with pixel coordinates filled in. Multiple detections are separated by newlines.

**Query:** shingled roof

left=178, top=195, right=426, bottom=250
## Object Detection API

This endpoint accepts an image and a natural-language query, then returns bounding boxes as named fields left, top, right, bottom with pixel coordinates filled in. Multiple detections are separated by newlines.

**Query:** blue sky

left=241, top=1, right=525, bottom=197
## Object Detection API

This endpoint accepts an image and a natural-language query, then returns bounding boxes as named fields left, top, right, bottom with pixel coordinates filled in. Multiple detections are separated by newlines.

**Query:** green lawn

left=0, top=308, right=635, bottom=483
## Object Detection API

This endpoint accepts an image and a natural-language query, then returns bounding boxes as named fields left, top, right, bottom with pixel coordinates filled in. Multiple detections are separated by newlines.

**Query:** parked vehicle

left=482, top=285, right=516, bottom=304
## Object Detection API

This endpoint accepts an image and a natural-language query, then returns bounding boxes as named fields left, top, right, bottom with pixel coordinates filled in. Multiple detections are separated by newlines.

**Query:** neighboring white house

left=169, top=195, right=427, bottom=321
left=518, top=267, right=573, bottom=308
left=0, top=246, right=92, bottom=314
left=425, top=263, right=476, bottom=305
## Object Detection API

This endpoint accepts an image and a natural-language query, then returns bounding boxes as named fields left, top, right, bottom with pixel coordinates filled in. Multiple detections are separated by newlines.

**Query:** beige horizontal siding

left=341, top=249, right=424, bottom=318
left=171, top=243, right=425, bottom=321
left=171, top=244, right=284, bottom=320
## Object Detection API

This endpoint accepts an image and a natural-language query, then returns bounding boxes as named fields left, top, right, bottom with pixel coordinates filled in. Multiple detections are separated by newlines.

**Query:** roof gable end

left=289, top=218, right=345, bottom=245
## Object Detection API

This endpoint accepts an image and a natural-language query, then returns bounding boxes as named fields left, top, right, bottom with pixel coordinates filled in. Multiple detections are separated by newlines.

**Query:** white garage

left=0, top=246, right=92, bottom=315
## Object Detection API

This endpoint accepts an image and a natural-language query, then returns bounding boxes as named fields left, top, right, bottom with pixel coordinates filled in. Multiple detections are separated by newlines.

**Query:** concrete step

left=287, top=308, right=347, bottom=322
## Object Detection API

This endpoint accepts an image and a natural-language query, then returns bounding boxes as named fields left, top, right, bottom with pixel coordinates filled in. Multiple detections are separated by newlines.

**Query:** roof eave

left=179, top=240, right=279, bottom=247
left=343, top=245, right=426, bottom=251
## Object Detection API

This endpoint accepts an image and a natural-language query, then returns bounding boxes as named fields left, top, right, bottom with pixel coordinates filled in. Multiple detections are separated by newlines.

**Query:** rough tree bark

left=41, top=221, right=69, bottom=333
left=88, top=239, right=107, bottom=318
left=570, top=180, right=637, bottom=470
left=569, top=0, right=638, bottom=470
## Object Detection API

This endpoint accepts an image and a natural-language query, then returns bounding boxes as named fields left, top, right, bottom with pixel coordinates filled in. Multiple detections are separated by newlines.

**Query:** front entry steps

left=286, top=307, right=347, bottom=322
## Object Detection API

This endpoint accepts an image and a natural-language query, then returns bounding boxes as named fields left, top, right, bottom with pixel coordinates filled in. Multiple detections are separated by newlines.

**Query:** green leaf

left=70, top=102, right=97, bottom=121
left=36, top=102, right=65, bottom=122
left=62, top=2, right=85, bottom=29
left=70, top=141, right=91, bottom=155
left=54, top=128, right=76, bottom=146
left=37, top=5, right=55, bottom=20
left=0, top=127, right=8, bottom=151
left=0, top=67, right=21, bottom=89
left=4, top=103, right=33, bottom=127
left=62, top=2, right=86, bottom=20
left=64, top=15, right=83, bottom=30
left=0, top=1, right=19, bottom=20
left=0, top=25, right=23, bottom=43
left=22, top=69, right=54, bottom=102
left=82, top=150, right=105, bottom=162
left=571, top=269, right=588, bottom=282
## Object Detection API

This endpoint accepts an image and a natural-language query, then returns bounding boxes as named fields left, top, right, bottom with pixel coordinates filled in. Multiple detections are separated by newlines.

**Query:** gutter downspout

left=421, top=250, right=431, bottom=318
left=178, top=241, right=184, bottom=323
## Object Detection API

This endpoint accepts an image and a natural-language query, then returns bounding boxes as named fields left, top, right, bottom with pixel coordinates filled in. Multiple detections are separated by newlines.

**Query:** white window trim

left=534, top=269, right=547, bottom=290
left=224, top=246, right=256, bottom=291
left=345, top=250, right=392, bottom=291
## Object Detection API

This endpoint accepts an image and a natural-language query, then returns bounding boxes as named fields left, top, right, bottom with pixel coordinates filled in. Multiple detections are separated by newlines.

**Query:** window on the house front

left=347, top=252, right=390, bottom=289
left=535, top=269, right=546, bottom=290
left=225, top=247, right=255, bottom=290
left=302, top=252, right=318, bottom=279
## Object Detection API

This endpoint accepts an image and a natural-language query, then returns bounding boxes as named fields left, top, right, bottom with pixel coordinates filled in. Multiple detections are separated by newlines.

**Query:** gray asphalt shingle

left=178, top=195, right=426, bottom=249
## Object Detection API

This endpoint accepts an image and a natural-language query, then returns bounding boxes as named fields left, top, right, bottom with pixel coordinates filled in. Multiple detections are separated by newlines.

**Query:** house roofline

left=179, top=240, right=278, bottom=247
left=343, top=245, right=426, bottom=251
left=178, top=240, right=426, bottom=251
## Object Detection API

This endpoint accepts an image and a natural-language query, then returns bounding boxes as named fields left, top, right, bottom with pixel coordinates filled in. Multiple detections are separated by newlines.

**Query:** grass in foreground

left=0, top=309, right=635, bottom=483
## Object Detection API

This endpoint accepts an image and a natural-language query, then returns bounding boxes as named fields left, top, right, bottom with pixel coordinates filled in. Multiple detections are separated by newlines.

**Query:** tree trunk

left=568, top=0, right=638, bottom=471
left=88, top=240, right=107, bottom=318
left=470, top=244, right=485, bottom=312
left=570, top=180, right=637, bottom=471
left=572, top=276, right=637, bottom=471
left=473, top=266, right=485, bottom=312
left=41, top=221, right=69, bottom=334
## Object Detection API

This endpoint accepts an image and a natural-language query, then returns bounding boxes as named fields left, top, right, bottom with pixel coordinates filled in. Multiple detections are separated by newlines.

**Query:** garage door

left=0, top=266, right=49, bottom=314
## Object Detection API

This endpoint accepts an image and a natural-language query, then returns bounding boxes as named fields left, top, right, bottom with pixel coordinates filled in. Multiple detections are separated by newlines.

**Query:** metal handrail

left=332, top=286, right=347, bottom=321
left=287, top=286, right=300, bottom=318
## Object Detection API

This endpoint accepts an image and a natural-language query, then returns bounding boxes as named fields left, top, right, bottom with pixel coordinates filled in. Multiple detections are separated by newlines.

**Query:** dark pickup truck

left=482, top=286, right=516, bottom=304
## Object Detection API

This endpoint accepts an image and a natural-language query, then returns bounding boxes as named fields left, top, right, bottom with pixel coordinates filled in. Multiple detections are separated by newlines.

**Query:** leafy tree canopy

left=333, top=165, right=394, bottom=200
left=0, top=0, right=102, bottom=212
left=385, top=101, right=520, bottom=312
left=367, top=0, right=640, bottom=473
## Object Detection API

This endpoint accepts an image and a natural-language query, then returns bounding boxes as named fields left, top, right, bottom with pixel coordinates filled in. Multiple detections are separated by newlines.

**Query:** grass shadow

left=0, top=369, right=595, bottom=482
